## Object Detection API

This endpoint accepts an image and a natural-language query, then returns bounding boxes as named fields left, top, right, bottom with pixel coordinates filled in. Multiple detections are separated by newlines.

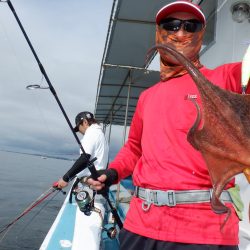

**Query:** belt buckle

left=166, top=190, right=176, bottom=207
left=141, top=188, right=152, bottom=212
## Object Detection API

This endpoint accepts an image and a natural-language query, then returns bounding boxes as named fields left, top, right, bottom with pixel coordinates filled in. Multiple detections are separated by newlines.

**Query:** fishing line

left=3, top=0, right=85, bottom=152
left=0, top=185, right=63, bottom=238
left=0, top=189, right=61, bottom=244
left=17, top=190, right=60, bottom=236
left=0, top=0, right=123, bottom=229
left=1, top=0, right=99, bottom=177
left=27, top=87, right=61, bottom=152
left=0, top=5, right=57, bottom=147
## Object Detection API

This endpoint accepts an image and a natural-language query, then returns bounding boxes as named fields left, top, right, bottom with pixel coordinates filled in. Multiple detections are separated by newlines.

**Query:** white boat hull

left=40, top=191, right=105, bottom=250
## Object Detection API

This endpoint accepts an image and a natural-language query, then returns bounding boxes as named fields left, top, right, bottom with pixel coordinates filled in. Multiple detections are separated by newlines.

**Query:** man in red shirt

left=88, top=1, right=245, bottom=249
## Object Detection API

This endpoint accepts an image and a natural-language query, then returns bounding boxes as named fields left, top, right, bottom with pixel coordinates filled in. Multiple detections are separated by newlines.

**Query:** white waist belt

left=135, top=186, right=233, bottom=211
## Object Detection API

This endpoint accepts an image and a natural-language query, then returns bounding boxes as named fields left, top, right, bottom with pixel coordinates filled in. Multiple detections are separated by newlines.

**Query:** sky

left=0, top=0, right=122, bottom=159
left=1, top=0, right=248, bottom=162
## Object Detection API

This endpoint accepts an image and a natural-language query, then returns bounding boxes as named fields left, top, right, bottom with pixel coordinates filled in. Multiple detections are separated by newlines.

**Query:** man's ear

left=83, top=119, right=88, bottom=125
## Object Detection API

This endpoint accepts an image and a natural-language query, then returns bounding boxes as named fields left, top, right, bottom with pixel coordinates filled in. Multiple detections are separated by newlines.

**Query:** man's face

left=78, top=119, right=89, bottom=135
left=156, top=12, right=205, bottom=65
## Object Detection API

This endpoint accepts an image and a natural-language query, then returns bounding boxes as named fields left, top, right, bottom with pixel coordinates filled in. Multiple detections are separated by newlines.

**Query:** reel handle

left=102, top=227, right=117, bottom=239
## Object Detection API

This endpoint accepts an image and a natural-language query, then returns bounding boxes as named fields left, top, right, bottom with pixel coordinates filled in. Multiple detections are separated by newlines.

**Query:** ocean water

left=0, top=151, right=249, bottom=250
left=0, top=150, right=71, bottom=250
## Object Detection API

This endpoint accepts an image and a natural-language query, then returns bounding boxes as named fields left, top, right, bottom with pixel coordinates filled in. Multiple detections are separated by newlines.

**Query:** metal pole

left=115, top=70, right=132, bottom=208
left=122, top=82, right=131, bottom=144
left=108, top=112, right=113, bottom=145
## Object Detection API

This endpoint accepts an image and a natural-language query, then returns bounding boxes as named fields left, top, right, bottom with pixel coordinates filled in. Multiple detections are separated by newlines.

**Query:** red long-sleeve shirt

left=109, top=63, right=244, bottom=245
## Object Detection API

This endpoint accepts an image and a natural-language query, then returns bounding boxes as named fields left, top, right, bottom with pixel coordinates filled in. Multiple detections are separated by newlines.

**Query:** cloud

left=0, top=0, right=116, bottom=158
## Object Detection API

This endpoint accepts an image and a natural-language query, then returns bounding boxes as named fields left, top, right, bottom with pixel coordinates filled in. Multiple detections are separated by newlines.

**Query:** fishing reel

left=74, top=187, right=95, bottom=216
left=73, top=185, right=118, bottom=239
left=74, top=188, right=117, bottom=239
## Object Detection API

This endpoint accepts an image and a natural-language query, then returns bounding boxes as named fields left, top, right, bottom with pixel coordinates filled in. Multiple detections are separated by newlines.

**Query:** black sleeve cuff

left=62, top=153, right=91, bottom=182
left=62, top=174, right=70, bottom=182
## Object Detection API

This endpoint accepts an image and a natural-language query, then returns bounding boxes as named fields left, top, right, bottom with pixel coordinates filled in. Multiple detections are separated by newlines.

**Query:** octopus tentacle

left=146, top=44, right=250, bottom=226
left=186, top=95, right=202, bottom=150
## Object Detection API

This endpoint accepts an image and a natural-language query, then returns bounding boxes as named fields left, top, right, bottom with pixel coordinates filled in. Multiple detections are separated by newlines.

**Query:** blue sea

left=0, top=150, right=71, bottom=250
left=1, top=151, right=249, bottom=250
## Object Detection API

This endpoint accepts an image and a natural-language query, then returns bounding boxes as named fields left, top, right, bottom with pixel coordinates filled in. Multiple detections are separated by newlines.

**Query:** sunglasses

left=159, top=18, right=203, bottom=33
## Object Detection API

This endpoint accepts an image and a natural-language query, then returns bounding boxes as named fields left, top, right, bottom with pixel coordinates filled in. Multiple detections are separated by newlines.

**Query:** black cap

left=73, top=111, right=94, bottom=132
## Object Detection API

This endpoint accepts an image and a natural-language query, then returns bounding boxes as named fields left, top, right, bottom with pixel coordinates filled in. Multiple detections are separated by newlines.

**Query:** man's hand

left=87, top=174, right=107, bottom=191
left=57, top=178, right=69, bottom=189
left=87, top=168, right=118, bottom=191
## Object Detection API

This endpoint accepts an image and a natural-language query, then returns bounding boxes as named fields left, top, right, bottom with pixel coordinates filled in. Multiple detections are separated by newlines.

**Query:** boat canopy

left=94, top=0, right=217, bottom=126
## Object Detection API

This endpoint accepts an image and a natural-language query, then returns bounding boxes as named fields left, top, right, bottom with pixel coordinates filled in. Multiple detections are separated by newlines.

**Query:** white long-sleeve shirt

left=77, top=123, right=109, bottom=178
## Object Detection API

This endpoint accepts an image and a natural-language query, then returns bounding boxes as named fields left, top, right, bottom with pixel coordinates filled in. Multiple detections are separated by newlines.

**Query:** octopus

left=147, top=44, right=250, bottom=227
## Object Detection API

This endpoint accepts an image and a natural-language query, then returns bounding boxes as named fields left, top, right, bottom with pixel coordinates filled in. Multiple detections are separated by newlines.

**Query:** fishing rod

left=0, top=182, right=65, bottom=236
left=1, top=0, right=123, bottom=229
left=2, top=0, right=98, bottom=176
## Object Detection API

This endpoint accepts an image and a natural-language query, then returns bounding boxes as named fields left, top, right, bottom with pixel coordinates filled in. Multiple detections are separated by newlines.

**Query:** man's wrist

left=62, top=174, right=70, bottom=182
left=102, top=168, right=118, bottom=186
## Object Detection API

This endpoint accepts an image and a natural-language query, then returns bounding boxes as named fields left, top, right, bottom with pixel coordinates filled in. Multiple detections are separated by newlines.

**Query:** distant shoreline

left=0, top=149, right=75, bottom=162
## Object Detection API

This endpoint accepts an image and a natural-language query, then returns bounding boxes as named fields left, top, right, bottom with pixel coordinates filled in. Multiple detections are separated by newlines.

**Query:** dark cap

left=156, top=0, right=206, bottom=25
left=73, top=111, right=94, bottom=132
